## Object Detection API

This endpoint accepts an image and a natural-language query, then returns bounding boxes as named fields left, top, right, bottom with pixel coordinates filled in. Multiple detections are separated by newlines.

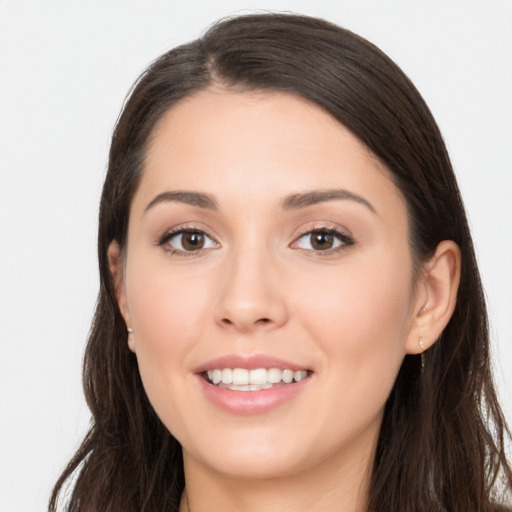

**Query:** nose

left=214, top=247, right=288, bottom=333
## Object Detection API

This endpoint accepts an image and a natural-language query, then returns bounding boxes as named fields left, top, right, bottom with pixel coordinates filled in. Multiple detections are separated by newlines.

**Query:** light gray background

left=0, top=1, right=511, bottom=510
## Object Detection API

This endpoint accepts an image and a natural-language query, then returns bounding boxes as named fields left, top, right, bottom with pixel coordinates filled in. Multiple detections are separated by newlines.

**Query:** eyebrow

left=281, top=189, right=377, bottom=214
left=144, top=188, right=376, bottom=215
left=144, top=191, right=218, bottom=213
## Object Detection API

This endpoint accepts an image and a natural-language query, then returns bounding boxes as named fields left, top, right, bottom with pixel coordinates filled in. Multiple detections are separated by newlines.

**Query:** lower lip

left=197, top=376, right=311, bottom=415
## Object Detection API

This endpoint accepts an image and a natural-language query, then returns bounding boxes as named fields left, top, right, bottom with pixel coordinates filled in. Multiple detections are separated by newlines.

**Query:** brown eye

left=294, top=228, right=353, bottom=253
left=161, top=229, right=218, bottom=253
left=310, top=232, right=334, bottom=250
left=182, top=232, right=205, bottom=250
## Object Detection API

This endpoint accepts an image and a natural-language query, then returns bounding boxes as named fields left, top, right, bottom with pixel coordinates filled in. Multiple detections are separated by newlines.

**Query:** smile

left=205, top=367, right=309, bottom=391
left=195, top=355, right=313, bottom=414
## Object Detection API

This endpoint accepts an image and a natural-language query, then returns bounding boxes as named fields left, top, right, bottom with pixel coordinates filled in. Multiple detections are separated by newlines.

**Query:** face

left=113, top=89, right=425, bottom=482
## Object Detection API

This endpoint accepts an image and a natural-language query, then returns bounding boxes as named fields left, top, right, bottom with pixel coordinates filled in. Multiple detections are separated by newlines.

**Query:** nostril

left=220, top=317, right=271, bottom=327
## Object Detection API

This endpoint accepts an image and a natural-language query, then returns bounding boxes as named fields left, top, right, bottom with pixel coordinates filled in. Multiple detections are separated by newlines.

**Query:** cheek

left=296, top=251, right=414, bottom=397
left=124, top=260, right=214, bottom=423
left=279, top=255, right=415, bottom=454
left=127, top=259, right=212, bottom=349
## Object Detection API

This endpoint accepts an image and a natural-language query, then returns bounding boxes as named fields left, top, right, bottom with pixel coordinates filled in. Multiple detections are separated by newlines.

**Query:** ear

left=107, top=241, right=135, bottom=352
left=405, top=240, right=461, bottom=355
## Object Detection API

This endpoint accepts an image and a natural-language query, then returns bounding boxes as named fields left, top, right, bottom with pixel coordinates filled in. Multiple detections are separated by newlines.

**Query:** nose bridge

left=214, top=235, right=287, bottom=331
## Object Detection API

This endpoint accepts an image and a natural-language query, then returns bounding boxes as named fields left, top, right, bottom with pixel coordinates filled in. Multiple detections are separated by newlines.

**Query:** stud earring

left=127, top=327, right=133, bottom=333
left=419, top=336, right=425, bottom=351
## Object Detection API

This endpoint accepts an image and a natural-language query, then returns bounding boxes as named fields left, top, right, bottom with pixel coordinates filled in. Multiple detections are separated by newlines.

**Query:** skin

left=109, top=89, right=460, bottom=512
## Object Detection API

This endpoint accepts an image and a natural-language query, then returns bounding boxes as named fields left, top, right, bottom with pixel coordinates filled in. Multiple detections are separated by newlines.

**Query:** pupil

left=183, top=232, right=204, bottom=250
left=312, top=232, right=333, bottom=250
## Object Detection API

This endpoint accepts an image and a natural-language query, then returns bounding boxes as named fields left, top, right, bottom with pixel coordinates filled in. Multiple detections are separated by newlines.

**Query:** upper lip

left=194, top=354, right=311, bottom=373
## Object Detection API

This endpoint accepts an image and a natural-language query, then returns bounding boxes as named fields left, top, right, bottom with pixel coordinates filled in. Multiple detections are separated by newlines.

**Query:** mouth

left=202, top=367, right=312, bottom=391
left=196, top=357, right=314, bottom=414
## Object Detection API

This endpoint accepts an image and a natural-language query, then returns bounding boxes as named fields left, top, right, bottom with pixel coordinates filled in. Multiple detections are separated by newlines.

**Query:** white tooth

left=228, top=384, right=251, bottom=391
left=212, top=369, right=222, bottom=384
left=249, top=384, right=272, bottom=391
left=249, top=368, right=268, bottom=385
left=232, top=368, right=249, bottom=385
left=300, top=370, right=307, bottom=380
left=267, top=368, right=282, bottom=384
left=207, top=370, right=213, bottom=381
left=221, top=368, right=233, bottom=384
left=282, top=369, right=293, bottom=384
left=294, top=370, right=307, bottom=382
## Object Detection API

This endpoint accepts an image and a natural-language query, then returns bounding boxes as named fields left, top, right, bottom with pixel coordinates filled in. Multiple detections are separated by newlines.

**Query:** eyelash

left=157, top=226, right=219, bottom=256
left=292, top=226, right=355, bottom=256
left=157, top=225, right=355, bottom=256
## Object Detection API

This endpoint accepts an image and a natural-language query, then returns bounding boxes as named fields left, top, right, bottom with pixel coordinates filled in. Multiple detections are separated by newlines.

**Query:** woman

left=50, top=13, right=512, bottom=512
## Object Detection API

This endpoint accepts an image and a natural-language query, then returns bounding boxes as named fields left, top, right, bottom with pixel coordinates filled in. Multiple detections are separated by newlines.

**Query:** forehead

left=147, top=88, right=376, bottom=169
left=135, top=89, right=405, bottom=219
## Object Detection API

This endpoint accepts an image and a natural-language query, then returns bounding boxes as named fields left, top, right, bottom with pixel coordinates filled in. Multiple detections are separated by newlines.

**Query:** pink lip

left=194, top=354, right=313, bottom=415
left=197, top=376, right=311, bottom=415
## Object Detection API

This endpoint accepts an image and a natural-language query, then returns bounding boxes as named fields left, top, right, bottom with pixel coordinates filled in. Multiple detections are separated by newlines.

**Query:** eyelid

left=157, top=224, right=220, bottom=255
left=290, top=223, right=355, bottom=254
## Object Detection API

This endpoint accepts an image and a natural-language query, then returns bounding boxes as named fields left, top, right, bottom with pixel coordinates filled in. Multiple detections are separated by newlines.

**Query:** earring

left=126, top=327, right=135, bottom=352
left=419, top=335, right=425, bottom=370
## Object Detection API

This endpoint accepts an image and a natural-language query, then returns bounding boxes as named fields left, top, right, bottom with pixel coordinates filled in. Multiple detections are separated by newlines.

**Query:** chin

left=187, top=443, right=313, bottom=481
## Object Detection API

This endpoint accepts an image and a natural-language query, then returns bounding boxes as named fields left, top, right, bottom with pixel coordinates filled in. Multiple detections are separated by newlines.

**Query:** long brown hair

left=50, top=13, right=512, bottom=511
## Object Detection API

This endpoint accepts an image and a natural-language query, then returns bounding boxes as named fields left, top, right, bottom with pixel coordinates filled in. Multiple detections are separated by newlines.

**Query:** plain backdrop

left=0, top=1, right=511, bottom=510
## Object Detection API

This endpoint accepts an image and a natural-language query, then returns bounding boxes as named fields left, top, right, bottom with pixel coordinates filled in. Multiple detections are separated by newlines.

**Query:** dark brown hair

left=50, top=13, right=512, bottom=511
